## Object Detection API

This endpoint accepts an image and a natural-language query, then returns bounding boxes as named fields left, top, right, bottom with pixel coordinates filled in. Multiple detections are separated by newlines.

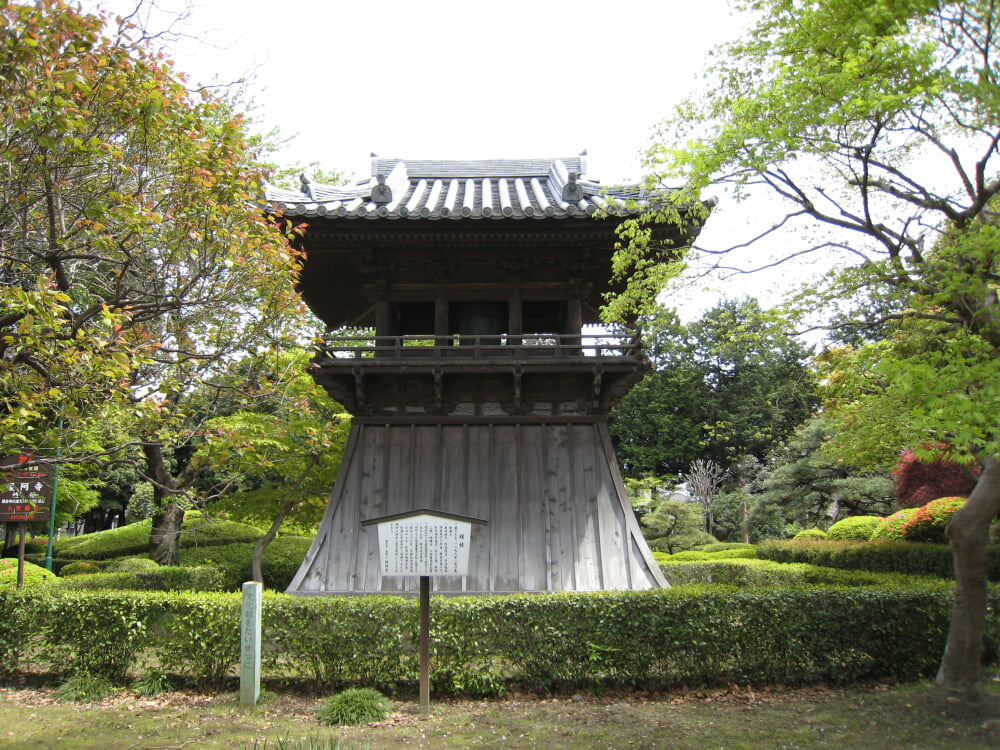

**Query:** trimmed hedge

left=660, top=558, right=935, bottom=588
left=2, top=585, right=996, bottom=694
left=757, top=539, right=1000, bottom=580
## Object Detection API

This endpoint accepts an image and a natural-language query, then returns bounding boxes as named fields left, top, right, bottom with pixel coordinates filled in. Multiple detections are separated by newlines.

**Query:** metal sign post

left=363, top=510, right=487, bottom=715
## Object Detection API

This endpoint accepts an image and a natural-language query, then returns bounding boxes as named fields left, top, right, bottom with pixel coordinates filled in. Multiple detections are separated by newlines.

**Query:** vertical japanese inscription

left=377, top=515, right=472, bottom=576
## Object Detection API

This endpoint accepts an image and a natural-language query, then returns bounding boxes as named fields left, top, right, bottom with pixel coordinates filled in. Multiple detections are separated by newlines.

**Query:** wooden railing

left=317, top=333, right=643, bottom=362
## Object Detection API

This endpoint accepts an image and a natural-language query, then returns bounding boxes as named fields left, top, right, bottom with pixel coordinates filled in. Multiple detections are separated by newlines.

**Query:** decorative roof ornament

left=299, top=172, right=313, bottom=199
left=371, top=174, right=392, bottom=205
left=562, top=171, right=583, bottom=202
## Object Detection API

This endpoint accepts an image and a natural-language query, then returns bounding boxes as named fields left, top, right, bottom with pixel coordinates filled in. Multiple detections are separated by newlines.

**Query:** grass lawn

left=2, top=680, right=999, bottom=749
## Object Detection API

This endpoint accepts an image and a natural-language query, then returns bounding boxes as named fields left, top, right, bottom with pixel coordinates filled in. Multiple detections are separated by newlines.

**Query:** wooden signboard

left=374, top=513, right=473, bottom=577
left=0, top=452, right=52, bottom=523
left=363, top=510, right=487, bottom=714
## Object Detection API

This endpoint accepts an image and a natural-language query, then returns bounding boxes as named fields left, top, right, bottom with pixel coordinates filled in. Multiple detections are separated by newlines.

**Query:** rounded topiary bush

left=316, top=687, right=393, bottom=726
left=902, top=496, right=967, bottom=543
left=871, top=508, right=920, bottom=541
left=59, top=560, right=102, bottom=577
left=793, top=528, right=828, bottom=541
left=827, top=516, right=883, bottom=541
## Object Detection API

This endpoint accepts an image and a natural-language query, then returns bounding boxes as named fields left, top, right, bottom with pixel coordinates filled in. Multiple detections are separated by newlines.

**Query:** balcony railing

left=316, top=333, right=643, bottom=362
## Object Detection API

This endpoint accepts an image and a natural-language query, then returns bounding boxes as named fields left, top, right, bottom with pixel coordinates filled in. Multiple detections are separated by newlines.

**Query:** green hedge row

left=757, top=539, right=1000, bottom=580
left=660, top=558, right=939, bottom=588
left=23, top=536, right=312, bottom=592
left=3, top=585, right=997, bottom=694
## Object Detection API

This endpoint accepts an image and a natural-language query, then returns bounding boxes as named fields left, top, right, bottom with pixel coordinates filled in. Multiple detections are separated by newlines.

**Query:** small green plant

left=827, top=515, right=883, bottom=541
left=316, top=687, right=393, bottom=726
left=53, top=672, right=115, bottom=702
left=134, top=670, right=173, bottom=697
left=793, top=528, right=827, bottom=540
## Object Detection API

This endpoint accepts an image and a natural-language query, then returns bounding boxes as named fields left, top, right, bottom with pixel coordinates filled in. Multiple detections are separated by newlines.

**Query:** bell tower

left=266, top=156, right=707, bottom=594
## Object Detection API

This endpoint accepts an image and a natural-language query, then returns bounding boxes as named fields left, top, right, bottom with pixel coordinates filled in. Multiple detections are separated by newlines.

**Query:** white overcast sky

left=89, top=0, right=745, bottom=182
left=81, top=0, right=826, bottom=318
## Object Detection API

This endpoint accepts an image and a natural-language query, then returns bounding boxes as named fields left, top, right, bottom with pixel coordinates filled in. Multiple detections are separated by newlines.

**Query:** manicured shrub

left=871, top=508, right=920, bottom=541
left=756, top=538, right=1000, bottom=580
left=902, top=496, right=967, bottom=543
left=59, top=561, right=102, bottom=577
left=53, top=515, right=265, bottom=562
left=23, top=538, right=48, bottom=555
left=793, top=528, right=827, bottom=540
left=104, top=557, right=159, bottom=573
left=694, top=542, right=756, bottom=553
left=827, top=516, right=883, bottom=541
left=316, top=687, right=393, bottom=726
left=0, top=558, right=56, bottom=589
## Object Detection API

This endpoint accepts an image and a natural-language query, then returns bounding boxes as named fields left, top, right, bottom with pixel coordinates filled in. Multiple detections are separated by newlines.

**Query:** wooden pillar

left=508, top=285, right=522, bottom=346
left=435, top=287, right=449, bottom=347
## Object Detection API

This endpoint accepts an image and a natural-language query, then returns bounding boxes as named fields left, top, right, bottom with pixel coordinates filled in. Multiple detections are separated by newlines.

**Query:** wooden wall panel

left=286, top=419, right=666, bottom=595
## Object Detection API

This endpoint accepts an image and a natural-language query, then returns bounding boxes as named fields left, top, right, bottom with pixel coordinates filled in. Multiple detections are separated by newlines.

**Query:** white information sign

left=377, top=514, right=472, bottom=577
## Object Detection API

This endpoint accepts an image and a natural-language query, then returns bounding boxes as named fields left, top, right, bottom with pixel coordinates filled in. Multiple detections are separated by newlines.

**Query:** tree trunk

left=935, top=455, right=1000, bottom=699
left=250, top=498, right=296, bottom=584
left=150, top=502, right=185, bottom=566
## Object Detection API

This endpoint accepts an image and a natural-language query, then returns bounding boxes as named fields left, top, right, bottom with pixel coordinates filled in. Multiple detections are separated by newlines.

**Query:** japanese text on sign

left=377, top=515, right=472, bottom=577
left=0, top=453, right=52, bottom=523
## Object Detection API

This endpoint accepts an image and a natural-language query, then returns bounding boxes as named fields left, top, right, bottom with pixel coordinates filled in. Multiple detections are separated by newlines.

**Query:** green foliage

left=316, top=688, right=393, bottom=727
left=664, top=547, right=758, bottom=562
left=152, top=592, right=242, bottom=688
left=53, top=672, right=115, bottom=703
left=2, top=584, right=997, bottom=693
left=0, top=557, right=56, bottom=589
left=660, top=557, right=936, bottom=588
left=134, top=670, right=173, bottom=697
left=871, top=508, right=921, bottom=541
left=610, top=300, right=818, bottom=477
left=33, top=590, right=153, bottom=680
left=104, top=557, right=159, bottom=573
left=54, top=566, right=228, bottom=592
left=58, top=561, right=102, bottom=577
left=642, top=499, right=714, bottom=554
left=827, top=516, right=884, bottom=542
left=696, top=542, right=756, bottom=553
left=745, top=417, right=895, bottom=539
left=757, top=539, right=1000, bottom=580
left=794, top=529, right=828, bottom=540
left=902, top=496, right=967, bottom=543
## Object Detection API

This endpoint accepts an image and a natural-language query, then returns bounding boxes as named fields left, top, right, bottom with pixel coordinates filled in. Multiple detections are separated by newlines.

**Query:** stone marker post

left=240, top=581, right=262, bottom=706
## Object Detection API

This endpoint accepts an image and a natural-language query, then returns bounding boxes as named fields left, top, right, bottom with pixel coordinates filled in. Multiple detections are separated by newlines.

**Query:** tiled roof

left=264, top=155, right=657, bottom=220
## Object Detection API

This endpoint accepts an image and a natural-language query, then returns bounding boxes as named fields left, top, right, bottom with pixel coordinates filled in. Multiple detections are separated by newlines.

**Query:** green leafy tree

left=193, top=349, right=350, bottom=582
left=628, top=0, right=1000, bottom=698
left=641, top=498, right=715, bottom=554
left=0, top=1, right=306, bottom=564
left=610, top=299, right=818, bottom=479
left=745, top=417, right=895, bottom=537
